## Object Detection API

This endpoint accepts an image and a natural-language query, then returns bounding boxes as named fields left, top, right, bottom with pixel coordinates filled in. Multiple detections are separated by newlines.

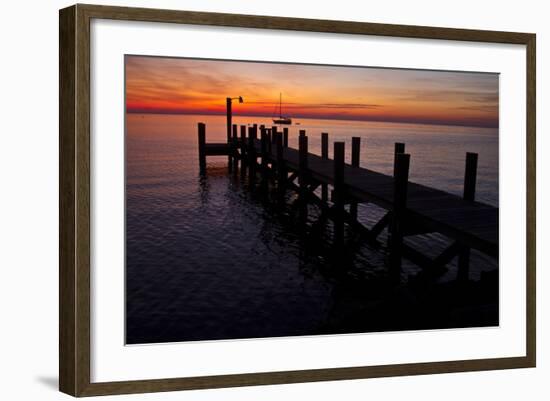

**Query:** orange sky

left=125, top=55, right=499, bottom=128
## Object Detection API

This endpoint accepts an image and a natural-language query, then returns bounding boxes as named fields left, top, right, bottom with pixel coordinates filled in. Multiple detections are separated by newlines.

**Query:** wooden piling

left=350, top=137, right=361, bottom=220
left=266, top=128, right=272, bottom=149
left=283, top=127, right=289, bottom=148
left=333, top=142, right=345, bottom=246
left=276, top=133, right=286, bottom=202
left=260, top=127, right=269, bottom=186
left=226, top=98, right=232, bottom=142
left=240, top=125, right=247, bottom=140
left=458, top=152, right=478, bottom=282
left=388, top=152, right=410, bottom=283
left=463, top=152, right=478, bottom=201
left=321, top=133, right=329, bottom=202
left=239, top=125, right=247, bottom=176
left=299, top=135, right=309, bottom=221
left=389, top=141, right=406, bottom=241
left=226, top=98, right=233, bottom=171
left=272, top=126, right=278, bottom=144
left=247, top=125, right=257, bottom=187
left=232, top=124, right=239, bottom=172
left=240, top=125, right=247, bottom=157
left=198, top=122, right=206, bottom=174
left=393, top=142, right=405, bottom=176
left=352, top=137, right=361, bottom=167
left=299, top=129, right=306, bottom=138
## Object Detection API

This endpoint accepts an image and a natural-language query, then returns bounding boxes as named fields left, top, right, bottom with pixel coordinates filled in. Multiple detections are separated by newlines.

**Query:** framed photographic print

left=59, top=4, right=536, bottom=397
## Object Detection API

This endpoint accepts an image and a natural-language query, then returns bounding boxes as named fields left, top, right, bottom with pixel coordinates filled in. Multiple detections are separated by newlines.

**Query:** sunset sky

left=125, top=55, right=499, bottom=128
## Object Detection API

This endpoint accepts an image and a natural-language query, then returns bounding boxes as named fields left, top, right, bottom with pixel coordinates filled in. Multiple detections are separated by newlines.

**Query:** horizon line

left=126, top=109, right=499, bottom=130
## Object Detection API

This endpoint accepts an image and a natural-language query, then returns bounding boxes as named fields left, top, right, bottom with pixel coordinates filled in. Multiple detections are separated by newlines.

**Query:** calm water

left=126, top=113, right=499, bottom=344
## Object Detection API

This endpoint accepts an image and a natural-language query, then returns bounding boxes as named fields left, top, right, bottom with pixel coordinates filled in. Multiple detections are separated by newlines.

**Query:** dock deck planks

left=252, top=139, right=498, bottom=257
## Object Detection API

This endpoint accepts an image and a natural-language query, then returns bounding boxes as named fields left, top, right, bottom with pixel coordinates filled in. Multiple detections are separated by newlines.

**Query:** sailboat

left=272, top=93, right=292, bottom=125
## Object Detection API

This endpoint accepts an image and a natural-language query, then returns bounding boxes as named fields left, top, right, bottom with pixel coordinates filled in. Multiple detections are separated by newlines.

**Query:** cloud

left=245, top=101, right=382, bottom=109
left=125, top=55, right=499, bottom=128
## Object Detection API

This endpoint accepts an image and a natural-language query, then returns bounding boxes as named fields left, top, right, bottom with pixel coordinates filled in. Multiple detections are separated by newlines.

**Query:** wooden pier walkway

left=198, top=122, right=498, bottom=283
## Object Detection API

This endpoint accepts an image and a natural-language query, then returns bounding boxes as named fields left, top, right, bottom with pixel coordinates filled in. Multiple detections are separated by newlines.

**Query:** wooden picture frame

left=59, top=3, right=536, bottom=397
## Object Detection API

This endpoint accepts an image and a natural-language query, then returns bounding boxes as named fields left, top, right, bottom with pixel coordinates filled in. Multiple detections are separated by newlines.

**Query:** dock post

left=226, top=98, right=233, bottom=172
left=240, top=125, right=247, bottom=177
left=463, top=152, right=478, bottom=201
left=271, top=126, right=278, bottom=143
left=260, top=127, right=269, bottom=190
left=247, top=125, right=257, bottom=187
left=232, top=124, right=239, bottom=172
left=388, top=153, right=410, bottom=284
left=350, top=137, right=361, bottom=220
left=299, top=129, right=306, bottom=138
left=283, top=127, right=289, bottom=148
left=270, top=126, right=278, bottom=155
left=321, top=133, right=329, bottom=202
left=276, top=133, right=286, bottom=204
left=240, top=125, right=247, bottom=158
left=198, top=122, right=206, bottom=174
left=393, top=142, right=405, bottom=176
left=265, top=128, right=272, bottom=154
left=458, top=152, right=478, bottom=283
left=333, top=142, right=346, bottom=247
left=299, top=134, right=309, bottom=222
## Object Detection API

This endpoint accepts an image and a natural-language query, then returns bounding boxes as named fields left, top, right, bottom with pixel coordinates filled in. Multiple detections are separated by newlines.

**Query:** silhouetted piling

left=458, top=152, right=478, bottom=282
left=333, top=142, right=345, bottom=246
left=271, top=126, right=278, bottom=144
left=276, top=133, right=286, bottom=203
left=283, top=127, right=289, bottom=148
left=266, top=128, right=272, bottom=153
left=232, top=124, right=239, bottom=172
left=248, top=125, right=257, bottom=187
left=299, top=135, right=309, bottom=222
left=388, top=152, right=410, bottom=283
left=463, top=152, right=478, bottom=202
left=350, top=137, right=361, bottom=220
left=321, top=133, right=329, bottom=202
left=388, top=141, right=406, bottom=242
left=393, top=142, right=405, bottom=176
left=226, top=98, right=233, bottom=171
left=198, top=122, right=206, bottom=174
left=260, top=128, right=270, bottom=193
left=240, top=125, right=247, bottom=177
left=240, top=125, right=247, bottom=143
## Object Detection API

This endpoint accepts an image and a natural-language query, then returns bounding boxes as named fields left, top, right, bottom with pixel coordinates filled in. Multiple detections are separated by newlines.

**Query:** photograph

left=124, top=55, right=500, bottom=345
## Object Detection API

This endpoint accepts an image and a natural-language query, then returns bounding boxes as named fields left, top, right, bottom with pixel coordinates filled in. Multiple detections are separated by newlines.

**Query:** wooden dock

left=198, top=122, right=498, bottom=283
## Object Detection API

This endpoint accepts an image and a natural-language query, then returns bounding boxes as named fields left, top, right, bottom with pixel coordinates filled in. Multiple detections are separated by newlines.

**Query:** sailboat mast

left=272, top=92, right=291, bottom=124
